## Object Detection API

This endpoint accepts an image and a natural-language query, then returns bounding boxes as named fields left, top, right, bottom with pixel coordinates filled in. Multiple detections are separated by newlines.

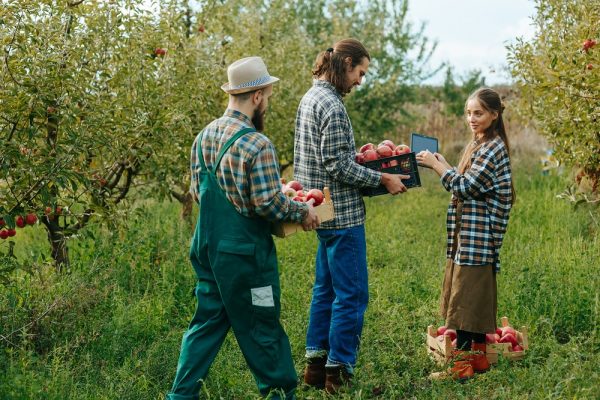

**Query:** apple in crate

left=287, top=180, right=303, bottom=191
left=499, top=332, right=518, bottom=347
left=359, top=143, right=375, bottom=153
left=379, top=140, right=395, bottom=150
left=355, top=152, right=365, bottom=163
left=444, top=329, right=457, bottom=341
left=363, top=149, right=379, bottom=161
left=306, top=189, right=324, bottom=206
left=436, top=325, right=447, bottom=336
left=394, top=144, right=411, bottom=155
left=376, top=145, right=393, bottom=158
left=283, top=188, right=297, bottom=198
left=485, top=333, right=498, bottom=344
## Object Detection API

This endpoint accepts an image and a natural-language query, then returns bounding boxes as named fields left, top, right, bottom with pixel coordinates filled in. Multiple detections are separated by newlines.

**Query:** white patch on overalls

left=251, top=286, right=274, bottom=307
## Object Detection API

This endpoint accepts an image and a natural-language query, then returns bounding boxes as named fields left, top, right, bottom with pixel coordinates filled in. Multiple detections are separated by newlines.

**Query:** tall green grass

left=1, top=164, right=598, bottom=399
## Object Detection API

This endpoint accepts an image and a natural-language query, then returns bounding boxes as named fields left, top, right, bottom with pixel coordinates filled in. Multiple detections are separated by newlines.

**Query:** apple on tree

left=16, top=216, right=25, bottom=228
left=0, top=230, right=8, bottom=239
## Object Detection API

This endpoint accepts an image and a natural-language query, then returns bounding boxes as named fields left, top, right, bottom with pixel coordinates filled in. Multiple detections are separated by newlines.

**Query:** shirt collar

left=224, top=108, right=254, bottom=127
left=313, top=79, right=343, bottom=100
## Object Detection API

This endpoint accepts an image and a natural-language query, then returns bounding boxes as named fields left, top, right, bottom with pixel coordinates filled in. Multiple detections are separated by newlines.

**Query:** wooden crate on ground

left=426, top=316, right=528, bottom=365
left=271, top=187, right=334, bottom=238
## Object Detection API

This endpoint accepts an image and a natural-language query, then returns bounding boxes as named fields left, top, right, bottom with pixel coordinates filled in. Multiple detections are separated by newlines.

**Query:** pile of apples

left=0, top=213, right=38, bottom=240
left=280, top=179, right=324, bottom=206
left=485, top=325, right=524, bottom=352
left=355, top=140, right=411, bottom=164
left=433, top=324, right=524, bottom=352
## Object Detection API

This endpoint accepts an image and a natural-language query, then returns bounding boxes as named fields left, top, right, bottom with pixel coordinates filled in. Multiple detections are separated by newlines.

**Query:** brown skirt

left=440, top=259, right=497, bottom=334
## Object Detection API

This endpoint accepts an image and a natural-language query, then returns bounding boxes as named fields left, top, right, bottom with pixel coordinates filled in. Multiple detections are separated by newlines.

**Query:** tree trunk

left=47, top=226, right=70, bottom=272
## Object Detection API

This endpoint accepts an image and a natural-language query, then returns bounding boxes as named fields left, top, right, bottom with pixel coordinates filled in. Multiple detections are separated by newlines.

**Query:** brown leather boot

left=324, top=365, right=353, bottom=394
left=303, top=355, right=327, bottom=389
left=470, top=343, right=490, bottom=373
left=429, top=351, right=475, bottom=381
left=449, top=360, right=475, bottom=381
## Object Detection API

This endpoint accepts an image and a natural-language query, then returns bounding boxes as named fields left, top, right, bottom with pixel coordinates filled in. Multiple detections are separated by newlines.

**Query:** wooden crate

left=426, top=316, right=528, bottom=365
left=271, top=187, right=334, bottom=238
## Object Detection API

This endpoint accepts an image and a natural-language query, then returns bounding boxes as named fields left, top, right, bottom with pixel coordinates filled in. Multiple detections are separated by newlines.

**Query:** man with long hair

left=294, top=39, right=409, bottom=393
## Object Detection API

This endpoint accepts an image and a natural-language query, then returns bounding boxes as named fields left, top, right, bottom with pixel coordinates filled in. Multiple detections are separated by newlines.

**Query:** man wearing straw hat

left=166, top=56, right=320, bottom=400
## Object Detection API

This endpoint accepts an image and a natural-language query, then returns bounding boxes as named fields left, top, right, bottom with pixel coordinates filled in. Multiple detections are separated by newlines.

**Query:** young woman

left=417, top=87, right=515, bottom=380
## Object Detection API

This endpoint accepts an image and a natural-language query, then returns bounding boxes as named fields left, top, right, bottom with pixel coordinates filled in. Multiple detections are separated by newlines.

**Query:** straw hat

left=221, top=56, right=280, bottom=94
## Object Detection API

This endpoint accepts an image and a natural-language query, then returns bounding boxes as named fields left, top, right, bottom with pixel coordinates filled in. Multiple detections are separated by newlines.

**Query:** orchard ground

left=1, top=159, right=599, bottom=399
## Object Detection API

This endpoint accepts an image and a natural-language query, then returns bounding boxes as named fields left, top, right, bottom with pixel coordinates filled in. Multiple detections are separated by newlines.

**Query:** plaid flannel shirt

left=294, top=80, right=382, bottom=229
left=441, top=136, right=513, bottom=272
left=190, top=109, right=308, bottom=223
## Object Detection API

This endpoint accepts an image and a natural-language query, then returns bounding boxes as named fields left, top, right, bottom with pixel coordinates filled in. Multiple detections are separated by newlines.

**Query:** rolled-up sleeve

left=320, top=108, right=381, bottom=188
left=249, top=141, right=308, bottom=223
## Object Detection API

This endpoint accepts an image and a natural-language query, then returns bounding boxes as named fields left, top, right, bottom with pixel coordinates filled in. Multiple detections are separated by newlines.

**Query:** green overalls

left=167, top=128, right=297, bottom=400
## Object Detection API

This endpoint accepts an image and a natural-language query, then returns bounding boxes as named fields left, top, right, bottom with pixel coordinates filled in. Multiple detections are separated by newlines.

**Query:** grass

left=1, top=162, right=599, bottom=399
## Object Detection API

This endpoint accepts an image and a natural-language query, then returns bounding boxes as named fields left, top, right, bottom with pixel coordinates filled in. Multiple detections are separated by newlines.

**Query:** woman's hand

left=416, top=150, right=452, bottom=177
left=416, top=150, right=437, bottom=168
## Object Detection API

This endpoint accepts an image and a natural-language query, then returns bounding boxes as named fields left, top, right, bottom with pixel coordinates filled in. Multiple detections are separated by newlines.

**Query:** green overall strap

left=211, top=127, right=256, bottom=175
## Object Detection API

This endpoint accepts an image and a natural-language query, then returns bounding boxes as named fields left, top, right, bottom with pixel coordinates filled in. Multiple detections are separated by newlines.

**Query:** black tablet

left=410, top=132, right=438, bottom=154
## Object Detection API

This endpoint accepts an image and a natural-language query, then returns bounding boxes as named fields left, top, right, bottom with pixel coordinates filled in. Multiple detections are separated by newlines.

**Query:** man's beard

left=252, top=108, right=265, bottom=132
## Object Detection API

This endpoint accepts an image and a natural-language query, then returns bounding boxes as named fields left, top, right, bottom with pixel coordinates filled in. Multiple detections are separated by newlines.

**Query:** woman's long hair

left=312, top=38, right=370, bottom=95
left=457, top=87, right=516, bottom=203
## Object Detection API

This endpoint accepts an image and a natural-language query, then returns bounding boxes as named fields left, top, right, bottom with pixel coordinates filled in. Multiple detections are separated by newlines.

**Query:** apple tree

left=0, top=0, right=214, bottom=269
left=508, top=0, right=600, bottom=208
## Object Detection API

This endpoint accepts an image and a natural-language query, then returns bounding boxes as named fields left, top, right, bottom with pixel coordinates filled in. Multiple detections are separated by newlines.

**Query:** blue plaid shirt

left=441, top=136, right=513, bottom=272
left=190, top=109, right=308, bottom=223
left=294, top=80, right=382, bottom=229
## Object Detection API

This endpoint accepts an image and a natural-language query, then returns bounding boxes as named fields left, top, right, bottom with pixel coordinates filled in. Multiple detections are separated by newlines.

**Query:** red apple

left=495, top=328, right=503, bottom=336
left=284, top=188, right=297, bottom=198
left=436, top=326, right=447, bottom=337
left=501, top=326, right=517, bottom=337
left=587, top=63, right=593, bottom=70
left=55, top=206, right=62, bottom=215
left=379, top=140, right=395, bottom=150
left=355, top=152, right=365, bottom=164
left=0, top=230, right=8, bottom=239
left=363, top=149, right=379, bottom=162
left=16, top=215, right=25, bottom=228
left=198, top=24, right=205, bottom=33
left=444, top=329, right=457, bottom=341
left=306, top=189, right=324, bottom=206
left=499, top=333, right=518, bottom=347
left=25, top=213, right=37, bottom=225
left=154, top=48, right=167, bottom=56
left=485, top=333, right=497, bottom=344
left=394, top=144, right=411, bottom=155
left=359, top=143, right=375, bottom=153
left=583, top=38, right=597, bottom=52
left=494, top=333, right=501, bottom=342
left=292, top=196, right=304, bottom=202
left=287, top=180, right=303, bottom=191
left=7, top=228, right=16, bottom=237
left=376, top=145, right=393, bottom=158
left=296, top=190, right=306, bottom=198
left=0, top=219, right=5, bottom=227
left=512, top=344, right=524, bottom=352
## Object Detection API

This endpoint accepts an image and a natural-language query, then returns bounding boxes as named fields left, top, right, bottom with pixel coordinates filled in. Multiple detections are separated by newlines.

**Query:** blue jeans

left=305, top=225, right=368, bottom=368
